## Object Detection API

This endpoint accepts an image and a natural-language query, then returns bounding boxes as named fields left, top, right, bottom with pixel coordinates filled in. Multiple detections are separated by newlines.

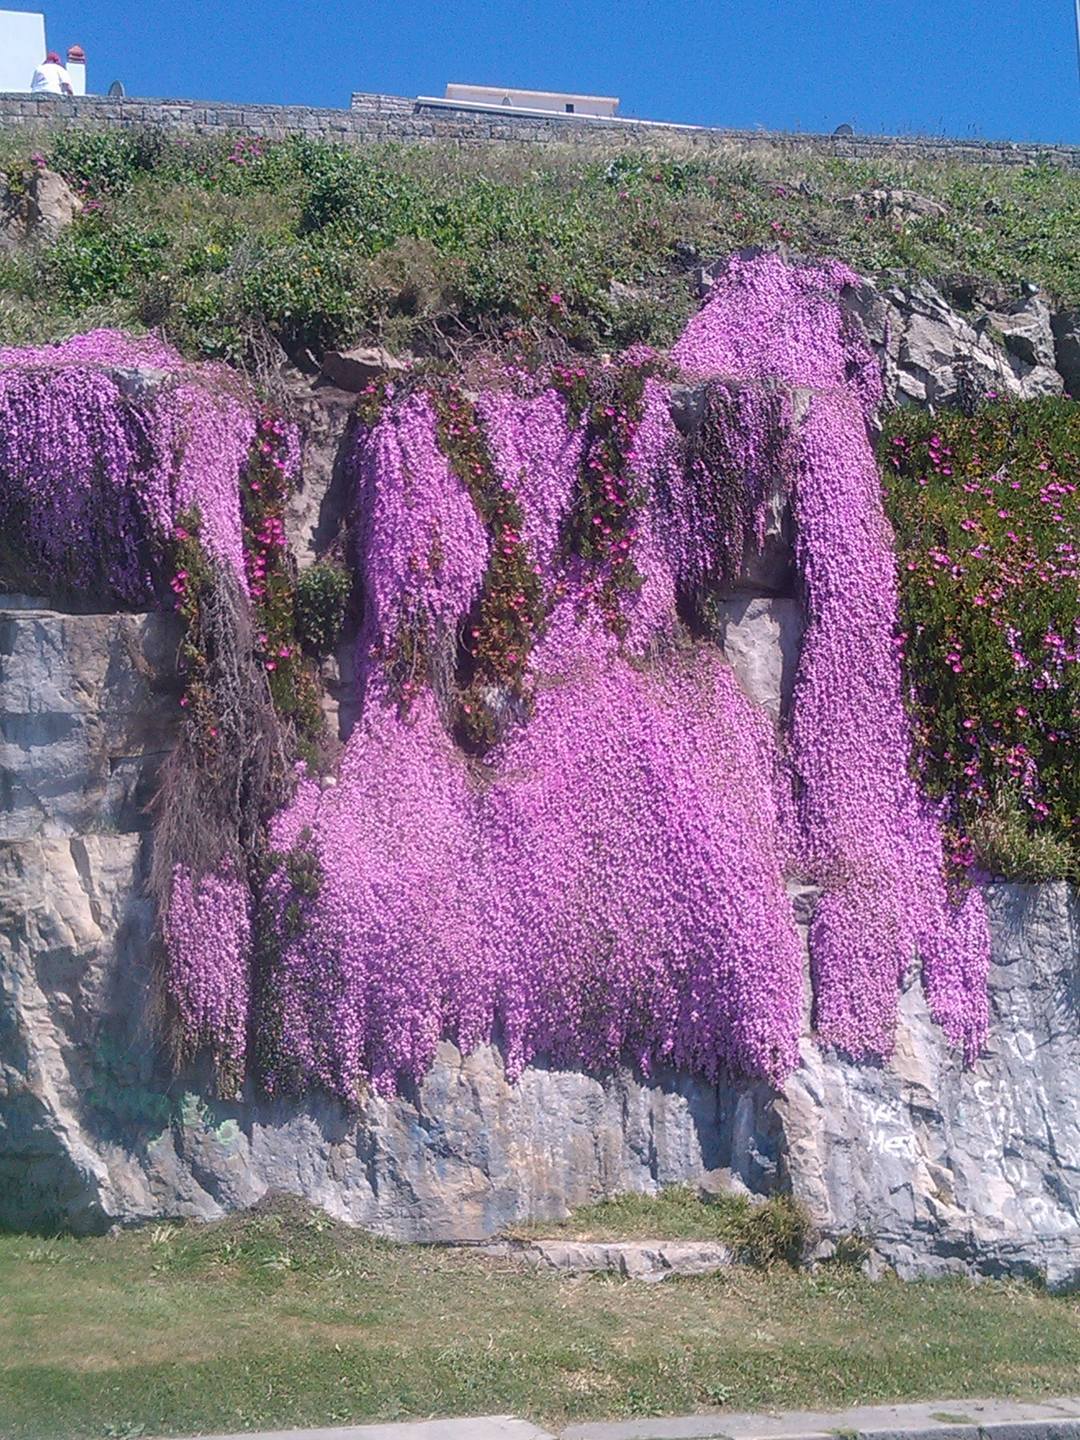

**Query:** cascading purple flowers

left=0, top=254, right=991, bottom=1099
left=256, top=251, right=987, bottom=1099
left=355, top=390, right=490, bottom=673
left=0, top=329, right=254, bottom=599
left=673, top=251, right=989, bottom=1061
left=163, top=863, right=251, bottom=1083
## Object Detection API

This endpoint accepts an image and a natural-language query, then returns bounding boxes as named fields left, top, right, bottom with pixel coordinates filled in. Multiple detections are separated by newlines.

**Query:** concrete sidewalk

left=157, top=1396, right=1080, bottom=1440
left=159, top=1419, right=552, bottom=1440
left=562, top=1395, right=1080, bottom=1440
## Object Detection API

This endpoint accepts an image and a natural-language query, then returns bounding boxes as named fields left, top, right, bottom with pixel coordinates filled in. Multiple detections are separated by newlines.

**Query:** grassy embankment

left=1, top=1197, right=1078, bottom=1440
left=1, top=129, right=1078, bottom=369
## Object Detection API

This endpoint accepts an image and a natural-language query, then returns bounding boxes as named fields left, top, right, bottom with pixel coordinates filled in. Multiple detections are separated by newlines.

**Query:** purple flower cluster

left=2, top=253, right=992, bottom=1099
left=353, top=390, right=490, bottom=706
left=672, top=252, right=989, bottom=1061
left=0, top=329, right=255, bottom=600
left=163, top=862, right=251, bottom=1084
left=261, top=639, right=803, bottom=1099
left=253, top=252, right=986, bottom=1100
left=255, top=253, right=988, bottom=1101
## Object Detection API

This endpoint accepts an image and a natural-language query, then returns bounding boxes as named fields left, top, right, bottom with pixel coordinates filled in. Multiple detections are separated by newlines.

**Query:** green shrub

left=49, top=127, right=169, bottom=197
left=881, top=397, right=1080, bottom=881
left=729, top=1195, right=810, bottom=1268
left=239, top=237, right=363, bottom=354
left=295, top=561, right=351, bottom=657
left=45, top=216, right=169, bottom=306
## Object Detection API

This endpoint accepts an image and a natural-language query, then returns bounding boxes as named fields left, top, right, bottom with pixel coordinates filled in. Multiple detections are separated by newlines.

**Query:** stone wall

left=0, top=90, right=1077, bottom=167
left=1, top=599, right=1076, bottom=1283
left=0, top=277, right=1078, bottom=1283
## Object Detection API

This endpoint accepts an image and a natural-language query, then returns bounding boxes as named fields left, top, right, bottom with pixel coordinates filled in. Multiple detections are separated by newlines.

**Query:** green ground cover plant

left=881, top=397, right=1080, bottom=882
left=0, top=1198, right=1077, bottom=1440
left=509, top=1184, right=809, bottom=1266
left=2, top=129, right=1080, bottom=367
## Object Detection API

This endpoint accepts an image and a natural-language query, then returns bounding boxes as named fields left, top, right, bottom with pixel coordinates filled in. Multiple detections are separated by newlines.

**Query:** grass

left=508, top=1185, right=809, bottom=1266
left=1, top=1198, right=1078, bottom=1440
left=2, top=130, right=1080, bottom=369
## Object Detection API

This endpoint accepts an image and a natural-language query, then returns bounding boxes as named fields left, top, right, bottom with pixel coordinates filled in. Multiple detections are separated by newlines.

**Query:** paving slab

left=561, top=1395, right=1080, bottom=1440
left=157, top=1418, right=554, bottom=1440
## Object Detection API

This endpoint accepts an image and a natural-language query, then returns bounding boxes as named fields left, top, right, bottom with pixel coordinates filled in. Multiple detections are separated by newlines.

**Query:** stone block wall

left=0, top=90, right=1077, bottom=167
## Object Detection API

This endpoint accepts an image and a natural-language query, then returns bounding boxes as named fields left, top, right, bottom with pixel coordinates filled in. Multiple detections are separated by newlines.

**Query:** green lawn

left=1, top=1198, right=1077, bottom=1440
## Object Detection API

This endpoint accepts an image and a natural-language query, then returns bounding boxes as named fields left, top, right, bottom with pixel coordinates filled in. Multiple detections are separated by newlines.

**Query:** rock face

left=710, top=597, right=801, bottom=723
left=1052, top=309, right=1080, bottom=399
left=0, top=605, right=178, bottom=840
left=1, top=594, right=1077, bottom=1279
left=782, top=882, right=1080, bottom=1282
left=319, top=345, right=408, bottom=393
left=843, top=279, right=1065, bottom=408
left=2, top=278, right=1079, bottom=1275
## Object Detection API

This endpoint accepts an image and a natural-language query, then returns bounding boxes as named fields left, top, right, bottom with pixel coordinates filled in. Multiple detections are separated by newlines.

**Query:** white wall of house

left=444, top=83, right=619, bottom=118
left=0, top=9, right=46, bottom=92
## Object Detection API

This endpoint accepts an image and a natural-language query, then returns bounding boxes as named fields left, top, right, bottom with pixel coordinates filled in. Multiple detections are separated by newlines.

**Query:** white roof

left=445, top=83, right=620, bottom=107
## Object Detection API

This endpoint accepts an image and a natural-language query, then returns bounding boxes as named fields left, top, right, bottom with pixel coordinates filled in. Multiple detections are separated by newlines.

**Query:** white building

left=0, top=11, right=86, bottom=93
left=441, top=83, right=619, bottom=119
left=0, top=9, right=46, bottom=92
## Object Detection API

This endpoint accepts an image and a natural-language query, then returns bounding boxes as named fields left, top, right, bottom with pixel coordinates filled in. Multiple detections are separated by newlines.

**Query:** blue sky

left=39, top=0, right=1080, bottom=143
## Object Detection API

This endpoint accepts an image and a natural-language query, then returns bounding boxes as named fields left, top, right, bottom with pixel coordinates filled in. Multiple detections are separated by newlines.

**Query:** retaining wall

left=0, top=89, right=1076, bottom=166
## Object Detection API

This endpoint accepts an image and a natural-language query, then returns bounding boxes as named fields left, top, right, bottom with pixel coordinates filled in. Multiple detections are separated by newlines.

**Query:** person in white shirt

left=31, top=53, right=74, bottom=96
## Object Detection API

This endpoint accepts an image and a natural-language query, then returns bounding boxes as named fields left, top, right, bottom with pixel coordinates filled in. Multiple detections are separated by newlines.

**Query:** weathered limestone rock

left=842, top=279, right=1064, bottom=407
left=845, top=189, right=948, bottom=222
left=495, top=1238, right=736, bottom=1281
left=710, top=596, right=802, bottom=722
left=683, top=252, right=1072, bottom=410
left=27, top=167, right=83, bottom=239
left=1051, top=309, right=1080, bottom=399
left=283, top=377, right=358, bottom=570
left=0, top=606, right=178, bottom=841
left=0, top=833, right=159, bottom=1233
left=984, top=291, right=1058, bottom=372
left=320, top=345, right=408, bottom=393
left=780, top=882, right=1080, bottom=1279
left=1, top=166, right=82, bottom=247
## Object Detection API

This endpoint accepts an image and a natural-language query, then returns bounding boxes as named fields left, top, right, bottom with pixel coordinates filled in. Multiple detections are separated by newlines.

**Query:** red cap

left=67, top=44, right=86, bottom=62
left=45, top=51, right=61, bottom=64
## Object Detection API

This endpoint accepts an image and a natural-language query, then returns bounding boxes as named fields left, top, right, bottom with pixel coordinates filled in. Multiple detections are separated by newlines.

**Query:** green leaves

left=882, top=398, right=1080, bottom=881
left=295, top=562, right=352, bottom=657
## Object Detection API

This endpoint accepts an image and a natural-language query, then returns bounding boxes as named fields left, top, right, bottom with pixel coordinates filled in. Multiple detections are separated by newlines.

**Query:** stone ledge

left=0, top=92, right=1076, bottom=168
left=484, top=1237, right=736, bottom=1281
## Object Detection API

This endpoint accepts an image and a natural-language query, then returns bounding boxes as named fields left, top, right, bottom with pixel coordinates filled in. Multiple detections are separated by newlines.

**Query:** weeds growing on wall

left=242, top=414, right=324, bottom=741
left=431, top=385, right=546, bottom=747
left=881, top=397, right=1080, bottom=882
left=294, top=560, right=352, bottom=657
